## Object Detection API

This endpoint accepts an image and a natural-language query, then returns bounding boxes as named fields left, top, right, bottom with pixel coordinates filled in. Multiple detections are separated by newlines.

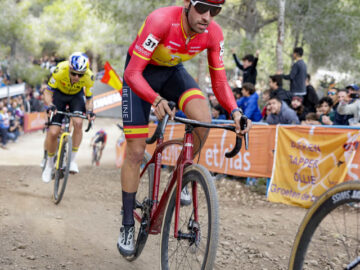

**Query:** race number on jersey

left=142, top=34, right=159, bottom=52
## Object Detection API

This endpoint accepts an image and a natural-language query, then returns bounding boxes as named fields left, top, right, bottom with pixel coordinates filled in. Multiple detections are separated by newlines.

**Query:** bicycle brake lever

left=240, top=115, right=249, bottom=150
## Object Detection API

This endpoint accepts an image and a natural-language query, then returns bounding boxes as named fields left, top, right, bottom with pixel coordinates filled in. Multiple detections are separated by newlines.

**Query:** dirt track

left=0, top=118, right=308, bottom=270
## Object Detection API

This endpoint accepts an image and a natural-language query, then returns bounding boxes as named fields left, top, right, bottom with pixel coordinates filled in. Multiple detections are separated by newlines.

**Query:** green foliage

left=8, top=61, right=50, bottom=87
left=0, top=0, right=359, bottom=87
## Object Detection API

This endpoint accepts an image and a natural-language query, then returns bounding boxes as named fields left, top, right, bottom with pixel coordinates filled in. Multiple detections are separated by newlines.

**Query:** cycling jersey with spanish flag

left=125, top=6, right=237, bottom=114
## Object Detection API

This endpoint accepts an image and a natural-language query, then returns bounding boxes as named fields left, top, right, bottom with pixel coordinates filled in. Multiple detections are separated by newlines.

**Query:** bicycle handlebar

left=49, top=111, right=93, bottom=132
left=146, top=101, right=249, bottom=158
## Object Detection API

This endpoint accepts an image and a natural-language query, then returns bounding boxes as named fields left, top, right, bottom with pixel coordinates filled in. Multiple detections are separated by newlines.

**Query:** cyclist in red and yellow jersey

left=42, top=52, right=96, bottom=183
left=117, top=0, right=252, bottom=256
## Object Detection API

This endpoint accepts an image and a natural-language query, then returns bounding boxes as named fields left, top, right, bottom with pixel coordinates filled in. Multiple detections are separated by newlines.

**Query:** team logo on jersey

left=219, top=41, right=225, bottom=62
left=50, top=78, right=56, bottom=85
left=142, top=33, right=159, bottom=52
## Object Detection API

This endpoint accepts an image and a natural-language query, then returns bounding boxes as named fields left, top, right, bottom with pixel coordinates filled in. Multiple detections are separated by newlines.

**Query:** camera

left=350, top=93, right=359, bottom=99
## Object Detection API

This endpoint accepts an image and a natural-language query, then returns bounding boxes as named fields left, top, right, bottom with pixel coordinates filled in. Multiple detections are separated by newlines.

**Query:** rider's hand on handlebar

left=232, top=110, right=252, bottom=135
left=46, top=104, right=57, bottom=117
left=153, top=96, right=175, bottom=121
left=87, top=110, right=96, bottom=121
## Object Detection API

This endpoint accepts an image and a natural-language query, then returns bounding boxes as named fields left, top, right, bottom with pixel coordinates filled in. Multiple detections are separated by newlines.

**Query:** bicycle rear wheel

left=289, top=181, right=360, bottom=270
left=53, top=135, right=72, bottom=204
left=160, top=164, right=219, bottom=270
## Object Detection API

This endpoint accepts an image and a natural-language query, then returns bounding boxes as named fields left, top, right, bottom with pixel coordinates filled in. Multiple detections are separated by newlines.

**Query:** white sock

left=71, top=151, right=77, bottom=162
left=48, top=155, right=55, bottom=168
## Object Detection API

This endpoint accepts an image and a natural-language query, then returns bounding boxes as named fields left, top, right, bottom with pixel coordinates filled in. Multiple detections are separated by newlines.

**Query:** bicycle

left=91, top=143, right=101, bottom=166
left=122, top=101, right=248, bottom=269
left=289, top=180, right=360, bottom=270
left=49, top=110, right=92, bottom=204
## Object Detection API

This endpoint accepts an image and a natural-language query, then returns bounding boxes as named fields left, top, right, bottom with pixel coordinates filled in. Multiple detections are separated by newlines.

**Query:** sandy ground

left=0, top=118, right=308, bottom=270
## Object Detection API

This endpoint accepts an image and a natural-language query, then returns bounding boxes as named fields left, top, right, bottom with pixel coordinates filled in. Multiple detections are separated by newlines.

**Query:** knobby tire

left=289, top=181, right=360, bottom=270
left=160, top=164, right=219, bottom=270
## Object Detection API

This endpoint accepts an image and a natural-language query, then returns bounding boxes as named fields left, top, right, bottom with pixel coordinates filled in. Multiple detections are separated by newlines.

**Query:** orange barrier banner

left=93, top=90, right=122, bottom=113
left=268, top=126, right=360, bottom=208
left=23, top=112, right=47, bottom=133
left=146, top=123, right=276, bottom=178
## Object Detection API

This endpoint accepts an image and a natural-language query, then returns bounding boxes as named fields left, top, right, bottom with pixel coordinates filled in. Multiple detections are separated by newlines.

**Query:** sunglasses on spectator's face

left=327, top=91, right=336, bottom=96
left=190, top=0, right=222, bottom=17
left=70, top=71, right=84, bottom=78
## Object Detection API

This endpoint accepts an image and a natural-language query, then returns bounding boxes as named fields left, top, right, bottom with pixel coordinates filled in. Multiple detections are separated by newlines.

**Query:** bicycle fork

left=174, top=128, right=198, bottom=240
left=56, top=132, right=70, bottom=170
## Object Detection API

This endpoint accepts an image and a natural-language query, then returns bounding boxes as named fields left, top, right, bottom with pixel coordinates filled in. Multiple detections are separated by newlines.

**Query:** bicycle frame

left=55, top=131, right=70, bottom=169
left=135, top=124, right=195, bottom=238
left=55, top=114, right=71, bottom=170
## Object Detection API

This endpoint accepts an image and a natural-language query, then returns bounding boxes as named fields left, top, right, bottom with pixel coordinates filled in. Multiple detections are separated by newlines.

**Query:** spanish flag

left=101, top=61, right=123, bottom=94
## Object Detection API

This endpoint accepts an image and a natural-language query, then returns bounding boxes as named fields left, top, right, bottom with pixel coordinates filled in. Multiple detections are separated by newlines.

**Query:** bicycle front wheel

left=53, top=135, right=72, bottom=204
left=160, top=164, right=219, bottom=270
left=289, top=181, right=360, bottom=270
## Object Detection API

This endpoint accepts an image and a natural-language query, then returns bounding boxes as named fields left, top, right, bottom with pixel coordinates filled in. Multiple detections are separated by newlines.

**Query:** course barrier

left=145, top=122, right=360, bottom=207
left=23, top=112, right=47, bottom=133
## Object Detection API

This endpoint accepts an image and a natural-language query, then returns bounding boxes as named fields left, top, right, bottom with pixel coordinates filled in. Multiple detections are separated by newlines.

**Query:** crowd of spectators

left=209, top=46, right=360, bottom=128
left=0, top=56, right=57, bottom=149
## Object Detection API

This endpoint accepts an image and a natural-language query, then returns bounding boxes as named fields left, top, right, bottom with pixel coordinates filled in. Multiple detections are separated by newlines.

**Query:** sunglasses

left=70, top=71, right=84, bottom=78
left=327, top=91, right=336, bottom=96
left=190, top=0, right=222, bottom=17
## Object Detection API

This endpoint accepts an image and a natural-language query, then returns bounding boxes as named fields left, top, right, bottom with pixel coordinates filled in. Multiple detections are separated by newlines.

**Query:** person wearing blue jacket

left=236, top=82, right=262, bottom=122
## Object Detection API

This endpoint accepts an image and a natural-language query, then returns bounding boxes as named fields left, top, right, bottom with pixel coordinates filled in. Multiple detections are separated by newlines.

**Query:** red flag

left=101, top=61, right=123, bottom=94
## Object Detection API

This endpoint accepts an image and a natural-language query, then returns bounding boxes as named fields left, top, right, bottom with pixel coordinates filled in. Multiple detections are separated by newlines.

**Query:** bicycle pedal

left=135, top=201, right=143, bottom=209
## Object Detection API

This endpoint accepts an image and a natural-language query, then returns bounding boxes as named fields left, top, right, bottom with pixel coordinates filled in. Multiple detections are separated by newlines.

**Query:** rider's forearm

left=86, top=98, right=94, bottom=111
left=44, top=89, right=54, bottom=106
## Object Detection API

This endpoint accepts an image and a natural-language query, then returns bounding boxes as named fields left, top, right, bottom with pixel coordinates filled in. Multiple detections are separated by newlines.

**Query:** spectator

left=175, top=109, right=187, bottom=118
left=337, top=87, right=360, bottom=126
left=302, top=112, right=321, bottom=125
left=303, top=74, right=319, bottom=112
left=7, top=109, right=19, bottom=142
left=236, top=82, right=262, bottom=122
left=260, top=89, right=271, bottom=118
left=279, top=47, right=307, bottom=96
left=327, top=87, right=338, bottom=106
left=269, top=74, right=292, bottom=106
left=266, top=96, right=300, bottom=125
left=208, top=93, right=228, bottom=119
left=232, top=87, right=242, bottom=100
left=232, top=49, right=259, bottom=85
left=333, top=89, right=352, bottom=125
left=291, top=95, right=308, bottom=122
left=346, top=84, right=360, bottom=102
left=0, top=105, right=10, bottom=148
left=30, top=91, right=44, bottom=112
left=24, top=94, right=31, bottom=113
left=318, top=96, right=335, bottom=125
left=211, top=104, right=227, bottom=120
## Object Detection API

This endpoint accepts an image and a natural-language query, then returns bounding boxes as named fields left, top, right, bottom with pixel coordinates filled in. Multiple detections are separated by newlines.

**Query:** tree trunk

left=276, top=0, right=286, bottom=72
